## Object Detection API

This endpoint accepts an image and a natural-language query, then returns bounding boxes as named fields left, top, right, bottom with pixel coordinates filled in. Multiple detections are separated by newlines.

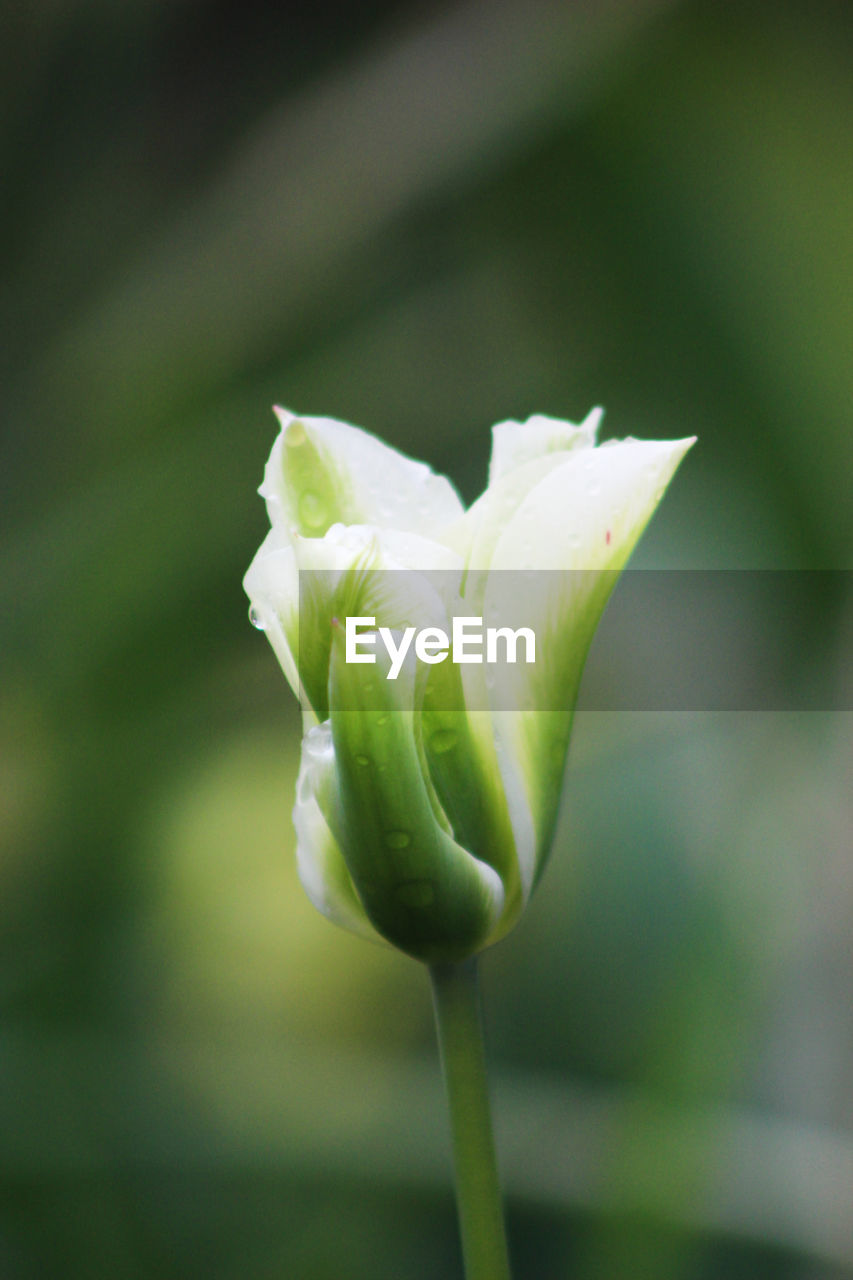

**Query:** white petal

left=491, top=435, right=696, bottom=572
left=485, top=434, right=696, bottom=871
left=261, top=408, right=464, bottom=537
left=299, top=522, right=463, bottom=576
left=441, top=452, right=575, bottom=582
left=243, top=527, right=300, bottom=698
left=488, top=409, right=602, bottom=486
left=293, top=724, right=382, bottom=942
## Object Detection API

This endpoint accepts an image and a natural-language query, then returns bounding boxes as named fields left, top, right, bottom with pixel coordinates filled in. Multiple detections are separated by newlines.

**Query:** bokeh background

left=2, top=0, right=852, bottom=1275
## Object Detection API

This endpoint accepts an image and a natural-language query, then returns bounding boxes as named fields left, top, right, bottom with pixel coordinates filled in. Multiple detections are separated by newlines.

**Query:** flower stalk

left=430, top=958, right=511, bottom=1280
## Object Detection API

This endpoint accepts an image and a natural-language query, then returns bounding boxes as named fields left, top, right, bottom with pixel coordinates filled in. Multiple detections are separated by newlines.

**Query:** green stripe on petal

left=270, top=415, right=360, bottom=535
left=293, top=526, right=461, bottom=721
left=420, top=650, right=521, bottom=934
left=321, top=629, right=504, bottom=962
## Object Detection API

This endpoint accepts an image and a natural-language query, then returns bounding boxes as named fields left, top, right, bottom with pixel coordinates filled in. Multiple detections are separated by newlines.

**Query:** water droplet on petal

left=285, top=421, right=307, bottom=448
left=385, top=830, right=411, bottom=849
left=304, top=721, right=333, bottom=760
left=248, top=604, right=266, bottom=630
left=567, top=533, right=582, bottom=549
left=299, top=491, right=327, bottom=530
left=429, top=728, right=457, bottom=755
left=396, top=879, right=435, bottom=907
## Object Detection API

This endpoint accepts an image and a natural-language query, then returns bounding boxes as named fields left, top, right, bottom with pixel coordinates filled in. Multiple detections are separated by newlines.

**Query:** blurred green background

left=2, top=0, right=852, bottom=1275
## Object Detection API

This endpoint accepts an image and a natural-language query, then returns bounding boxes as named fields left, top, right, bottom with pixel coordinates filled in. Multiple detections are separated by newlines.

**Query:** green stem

left=429, top=958, right=512, bottom=1280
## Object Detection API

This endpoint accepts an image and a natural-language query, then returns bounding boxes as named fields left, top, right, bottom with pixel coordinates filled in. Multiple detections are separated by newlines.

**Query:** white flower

left=245, top=407, right=694, bottom=960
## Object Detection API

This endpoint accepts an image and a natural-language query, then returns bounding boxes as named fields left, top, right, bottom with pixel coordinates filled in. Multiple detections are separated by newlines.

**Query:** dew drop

left=384, top=830, right=412, bottom=849
left=248, top=604, right=266, bottom=630
left=375, top=713, right=390, bottom=726
left=354, top=754, right=370, bottom=767
left=299, top=491, right=327, bottom=530
left=567, top=533, right=582, bottom=549
left=396, top=880, right=435, bottom=908
left=285, top=421, right=307, bottom=447
left=429, top=728, right=457, bottom=755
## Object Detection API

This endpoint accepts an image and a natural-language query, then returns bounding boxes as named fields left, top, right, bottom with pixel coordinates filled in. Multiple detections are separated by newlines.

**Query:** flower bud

left=245, top=409, right=694, bottom=960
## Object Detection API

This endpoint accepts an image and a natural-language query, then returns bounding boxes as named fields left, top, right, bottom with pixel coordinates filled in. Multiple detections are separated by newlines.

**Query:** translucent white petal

left=488, top=408, right=602, bottom=486
left=441, top=452, right=575, bottom=586
left=261, top=408, right=464, bottom=537
left=293, top=724, right=382, bottom=942
left=242, top=527, right=300, bottom=699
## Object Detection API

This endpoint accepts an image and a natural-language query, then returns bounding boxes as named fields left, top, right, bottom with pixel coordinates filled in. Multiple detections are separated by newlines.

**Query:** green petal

left=419, top=650, right=522, bottom=938
left=319, top=630, right=504, bottom=962
left=261, top=408, right=464, bottom=538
